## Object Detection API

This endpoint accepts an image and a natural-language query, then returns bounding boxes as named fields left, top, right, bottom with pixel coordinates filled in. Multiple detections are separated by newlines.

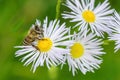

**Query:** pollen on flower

left=70, top=42, right=84, bottom=58
left=82, top=10, right=96, bottom=23
left=37, top=38, right=53, bottom=52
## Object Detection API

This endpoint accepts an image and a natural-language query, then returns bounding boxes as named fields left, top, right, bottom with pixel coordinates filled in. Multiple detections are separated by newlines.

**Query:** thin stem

left=56, top=0, right=62, bottom=19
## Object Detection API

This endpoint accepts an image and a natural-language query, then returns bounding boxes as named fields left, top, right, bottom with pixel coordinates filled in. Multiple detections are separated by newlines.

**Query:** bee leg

left=31, top=44, right=39, bottom=50
left=36, top=37, right=41, bottom=40
left=37, top=36, right=44, bottom=40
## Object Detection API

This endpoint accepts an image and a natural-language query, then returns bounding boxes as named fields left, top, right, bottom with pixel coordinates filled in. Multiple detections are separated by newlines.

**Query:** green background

left=0, top=0, right=120, bottom=80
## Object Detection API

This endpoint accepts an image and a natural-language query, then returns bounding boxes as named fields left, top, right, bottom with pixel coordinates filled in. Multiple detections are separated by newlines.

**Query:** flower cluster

left=15, top=0, right=120, bottom=76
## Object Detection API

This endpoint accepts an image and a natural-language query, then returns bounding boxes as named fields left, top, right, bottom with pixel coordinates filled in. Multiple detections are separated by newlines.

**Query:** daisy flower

left=62, top=0, right=114, bottom=37
left=62, top=32, right=105, bottom=76
left=15, top=17, right=72, bottom=72
left=109, top=11, right=120, bottom=52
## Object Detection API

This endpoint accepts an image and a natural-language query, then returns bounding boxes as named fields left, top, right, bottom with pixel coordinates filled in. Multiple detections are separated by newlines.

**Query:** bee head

left=34, top=25, right=43, bottom=34
left=35, top=25, right=40, bottom=31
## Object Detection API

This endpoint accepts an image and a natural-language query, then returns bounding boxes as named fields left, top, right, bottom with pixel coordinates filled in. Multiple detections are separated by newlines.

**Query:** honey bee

left=23, top=21, right=44, bottom=49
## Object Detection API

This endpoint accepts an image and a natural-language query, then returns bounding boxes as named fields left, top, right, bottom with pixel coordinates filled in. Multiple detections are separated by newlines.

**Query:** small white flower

left=62, top=0, right=114, bottom=37
left=15, top=17, right=72, bottom=72
left=109, top=11, right=120, bottom=52
left=62, top=32, right=105, bottom=76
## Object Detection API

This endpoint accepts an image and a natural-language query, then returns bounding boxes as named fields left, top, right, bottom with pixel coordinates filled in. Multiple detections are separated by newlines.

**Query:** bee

left=23, top=21, right=44, bottom=49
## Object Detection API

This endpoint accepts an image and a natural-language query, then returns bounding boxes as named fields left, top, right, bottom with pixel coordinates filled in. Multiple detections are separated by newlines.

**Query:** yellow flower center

left=70, top=42, right=84, bottom=59
left=82, top=10, right=96, bottom=23
left=37, top=38, right=53, bottom=52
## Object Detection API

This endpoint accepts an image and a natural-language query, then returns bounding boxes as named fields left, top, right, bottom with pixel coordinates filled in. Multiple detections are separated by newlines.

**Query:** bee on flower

left=15, top=17, right=72, bottom=72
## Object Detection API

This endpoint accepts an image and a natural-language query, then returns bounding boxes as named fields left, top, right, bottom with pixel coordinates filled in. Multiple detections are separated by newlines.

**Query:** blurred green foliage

left=0, top=0, right=120, bottom=80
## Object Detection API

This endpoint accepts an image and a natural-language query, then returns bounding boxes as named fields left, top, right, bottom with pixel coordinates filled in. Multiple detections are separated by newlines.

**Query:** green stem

left=56, top=0, right=62, bottom=19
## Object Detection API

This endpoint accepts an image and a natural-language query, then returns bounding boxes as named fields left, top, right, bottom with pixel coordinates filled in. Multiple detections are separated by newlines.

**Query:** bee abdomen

left=23, top=36, right=35, bottom=45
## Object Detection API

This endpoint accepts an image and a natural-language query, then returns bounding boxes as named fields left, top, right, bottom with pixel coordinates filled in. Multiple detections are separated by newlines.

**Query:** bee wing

left=29, top=20, right=43, bottom=34
left=30, top=24, right=41, bottom=31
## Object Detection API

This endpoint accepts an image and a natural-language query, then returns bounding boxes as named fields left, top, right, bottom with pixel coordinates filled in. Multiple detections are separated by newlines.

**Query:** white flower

left=62, top=32, right=105, bottom=76
left=15, top=17, right=72, bottom=72
left=62, top=0, right=114, bottom=37
left=109, top=11, right=120, bottom=52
